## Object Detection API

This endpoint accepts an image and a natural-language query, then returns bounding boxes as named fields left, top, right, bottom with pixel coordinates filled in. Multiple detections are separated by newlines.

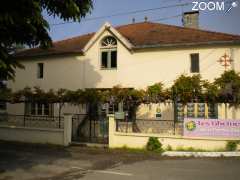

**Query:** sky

left=43, top=0, right=240, bottom=41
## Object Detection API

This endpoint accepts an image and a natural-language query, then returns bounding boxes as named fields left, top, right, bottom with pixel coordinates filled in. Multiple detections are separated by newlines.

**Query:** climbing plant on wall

left=2, top=70, right=240, bottom=108
left=215, top=70, right=240, bottom=107
left=171, top=74, right=204, bottom=104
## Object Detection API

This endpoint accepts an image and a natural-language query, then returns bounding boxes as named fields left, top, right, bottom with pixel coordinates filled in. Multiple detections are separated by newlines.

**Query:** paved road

left=0, top=141, right=239, bottom=180
left=80, top=159, right=240, bottom=180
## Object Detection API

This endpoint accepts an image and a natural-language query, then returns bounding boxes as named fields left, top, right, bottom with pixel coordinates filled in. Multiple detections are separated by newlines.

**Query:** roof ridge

left=14, top=21, right=240, bottom=58
left=148, top=21, right=240, bottom=37
left=116, top=20, right=240, bottom=38
left=52, top=21, right=240, bottom=44
left=53, top=32, right=95, bottom=45
left=52, top=22, right=151, bottom=44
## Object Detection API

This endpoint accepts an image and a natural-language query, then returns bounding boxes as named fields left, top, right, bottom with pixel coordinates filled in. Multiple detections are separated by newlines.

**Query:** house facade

left=6, top=13, right=240, bottom=119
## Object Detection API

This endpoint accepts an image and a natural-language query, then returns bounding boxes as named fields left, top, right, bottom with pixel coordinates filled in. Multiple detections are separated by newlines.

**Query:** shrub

left=146, top=137, right=163, bottom=152
left=166, top=145, right=172, bottom=151
left=226, top=141, right=238, bottom=151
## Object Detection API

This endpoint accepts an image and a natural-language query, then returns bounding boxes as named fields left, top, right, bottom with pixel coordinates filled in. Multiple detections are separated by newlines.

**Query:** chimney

left=182, top=11, right=199, bottom=29
left=132, top=18, right=135, bottom=24
left=144, top=16, right=148, bottom=22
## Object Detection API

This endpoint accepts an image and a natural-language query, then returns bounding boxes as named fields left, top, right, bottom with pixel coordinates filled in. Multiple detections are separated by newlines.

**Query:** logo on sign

left=185, top=121, right=196, bottom=131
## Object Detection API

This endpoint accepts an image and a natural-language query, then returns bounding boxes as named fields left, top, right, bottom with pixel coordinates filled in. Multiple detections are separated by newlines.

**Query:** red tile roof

left=15, top=22, right=240, bottom=58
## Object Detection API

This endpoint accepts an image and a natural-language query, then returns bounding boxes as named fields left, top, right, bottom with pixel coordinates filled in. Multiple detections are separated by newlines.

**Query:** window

left=208, top=104, right=218, bottom=119
left=190, top=53, right=199, bottom=73
left=197, top=103, right=205, bottom=118
left=100, top=36, right=117, bottom=69
left=176, top=103, right=218, bottom=120
left=187, top=103, right=195, bottom=118
left=101, top=51, right=108, bottom=68
left=111, top=51, right=117, bottom=68
left=37, top=63, right=44, bottom=79
left=26, top=103, right=53, bottom=116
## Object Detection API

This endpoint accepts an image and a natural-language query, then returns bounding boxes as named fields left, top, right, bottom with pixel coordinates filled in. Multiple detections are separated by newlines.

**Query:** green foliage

left=0, top=88, right=11, bottom=101
left=3, top=70, right=240, bottom=108
left=226, top=141, right=239, bottom=151
left=165, top=145, right=172, bottom=151
left=83, top=89, right=103, bottom=103
left=147, top=83, right=166, bottom=102
left=215, top=70, right=240, bottom=107
left=176, top=146, right=206, bottom=152
left=202, top=81, right=219, bottom=103
left=215, top=70, right=240, bottom=88
left=112, top=145, right=148, bottom=153
left=171, top=74, right=203, bottom=104
left=146, top=137, right=163, bottom=152
left=147, top=83, right=163, bottom=95
left=0, top=0, right=93, bottom=79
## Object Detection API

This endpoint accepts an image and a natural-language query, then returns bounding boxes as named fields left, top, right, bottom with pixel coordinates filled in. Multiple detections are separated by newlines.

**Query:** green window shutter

left=37, top=63, right=44, bottom=79
left=110, top=50, right=117, bottom=68
left=190, top=53, right=199, bottom=73
left=101, top=51, right=108, bottom=68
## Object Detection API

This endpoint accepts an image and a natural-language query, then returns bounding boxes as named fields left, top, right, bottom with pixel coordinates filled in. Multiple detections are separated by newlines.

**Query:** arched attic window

left=100, top=36, right=117, bottom=69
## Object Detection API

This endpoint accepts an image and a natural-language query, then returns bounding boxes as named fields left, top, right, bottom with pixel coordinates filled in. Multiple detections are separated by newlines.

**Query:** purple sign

left=184, top=118, right=240, bottom=138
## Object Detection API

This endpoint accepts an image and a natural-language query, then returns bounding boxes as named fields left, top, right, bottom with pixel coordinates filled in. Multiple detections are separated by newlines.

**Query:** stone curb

left=162, top=151, right=240, bottom=157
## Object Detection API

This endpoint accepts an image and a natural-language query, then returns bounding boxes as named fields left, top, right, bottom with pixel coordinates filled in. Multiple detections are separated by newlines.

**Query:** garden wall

left=0, top=115, right=72, bottom=146
left=108, top=115, right=240, bottom=151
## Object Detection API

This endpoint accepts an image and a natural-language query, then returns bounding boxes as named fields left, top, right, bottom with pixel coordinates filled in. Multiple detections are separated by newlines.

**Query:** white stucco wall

left=6, top=28, right=240, bottom=117
left=0, top=115, right=72, bottom=146
left=0, top=126, right=65, bottom=145
left=8, top=56, right=86, bottom=91
left=8, top=29, right=240, bottom=91
left=108, top=115, right=240, bottom=151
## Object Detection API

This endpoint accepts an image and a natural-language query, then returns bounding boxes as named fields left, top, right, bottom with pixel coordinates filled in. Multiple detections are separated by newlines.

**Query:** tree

left=0, top=0, right=93, bottom=79
left=214, top=70, right=240, bottom=107
left=146, top=83, right=164, bottom=102
left=202, top=81, right=219, bottom=104
left=171, top=74, right=203, bottom=104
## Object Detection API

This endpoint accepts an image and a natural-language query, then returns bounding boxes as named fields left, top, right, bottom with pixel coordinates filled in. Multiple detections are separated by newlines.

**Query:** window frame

left=37, top=63, right=44, bottom=79
left=190, top=53, right=200, bottom=73
left=25, top=102, right=53, bottom=116
left=208, top=103, right=218, bottom=119
left=176, top=103, right=218, bottom=120
left=100, top=48, right=117, bottom=69
left=100, top=36, right=117, bottom=70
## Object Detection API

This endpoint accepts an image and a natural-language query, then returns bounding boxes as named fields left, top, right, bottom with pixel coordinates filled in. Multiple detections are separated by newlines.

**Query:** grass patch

left=174, top=146, right=228, bottom=152
left=226, top=141, right=239, bottom=151
left=110, top=144, right=164, bottom=154
left=110, top=146, right=148, bottom=153
left=111, top=137, right=164, bottom=154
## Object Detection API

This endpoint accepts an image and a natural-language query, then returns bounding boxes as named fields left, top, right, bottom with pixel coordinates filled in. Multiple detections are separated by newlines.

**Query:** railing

left=116, top=119, right=183, bottom=136
left=72, top=114, right=88, bottom=141
left=0, top=114, right=64, bottom=129
left=72, top=114, right=109, bottom=144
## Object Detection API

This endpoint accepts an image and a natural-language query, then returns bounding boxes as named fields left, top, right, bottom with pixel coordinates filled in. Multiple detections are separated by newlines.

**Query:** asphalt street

left=0, top=141, right=239, bottom=180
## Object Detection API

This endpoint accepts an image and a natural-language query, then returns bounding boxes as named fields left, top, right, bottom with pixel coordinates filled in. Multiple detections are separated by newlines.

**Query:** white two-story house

left=6, top=12, right=240, bottom=120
